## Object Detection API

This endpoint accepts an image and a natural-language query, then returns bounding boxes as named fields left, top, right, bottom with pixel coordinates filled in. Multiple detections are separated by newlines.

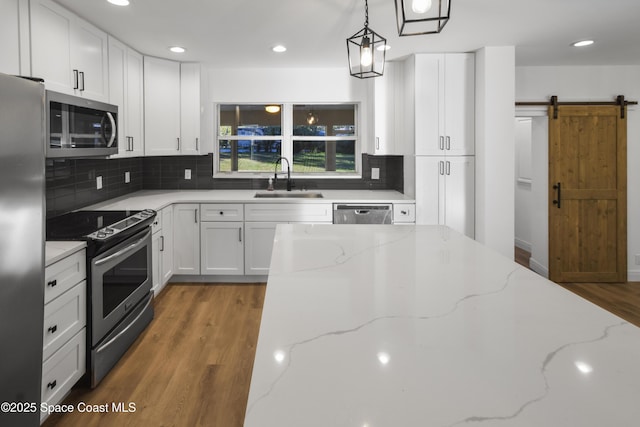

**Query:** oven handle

left=94, top=229, right=150, bottom=267
left=96, top=293, right=153, bottom=353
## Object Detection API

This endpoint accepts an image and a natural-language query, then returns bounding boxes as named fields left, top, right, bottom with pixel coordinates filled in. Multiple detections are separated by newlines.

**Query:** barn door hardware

left=516, top=96, right=637, bottom=119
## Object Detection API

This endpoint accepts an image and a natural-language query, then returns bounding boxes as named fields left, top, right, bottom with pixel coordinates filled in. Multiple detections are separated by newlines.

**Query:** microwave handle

left=105, top=112, right=117, bottom=148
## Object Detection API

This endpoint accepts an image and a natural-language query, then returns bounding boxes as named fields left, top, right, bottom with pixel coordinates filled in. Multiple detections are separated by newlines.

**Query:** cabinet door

left=415, top=156, right=444, bottom=225
left=200, top=222, right=244, bottom=275
left=108, top=37, right=127, bottom=155
left=160, top=207, right=174, bottom=284
left=180, top=62, right=201, bottom=154
left=151, top=231, right=161, bottom=295
left=443, top=54, right=475, bottom=156
left=173, top=204, right=200, bottom=275
left=125, top=48, right=144, bottom=156
left=0, top=0, right=22, bottom=75
left=443, top=157, right=475, bottom=238
left=414, top=54, right=443, bottom=156
left=71, top=18, right=109, bottom=101
left=245, top=222, right=278, bottom=275
left=30, top=0, right=74, bottom=94
left=144, top=56, right=181, bottom=156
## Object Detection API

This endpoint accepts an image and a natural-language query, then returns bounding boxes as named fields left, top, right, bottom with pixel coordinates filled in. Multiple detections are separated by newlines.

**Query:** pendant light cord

left=364, top=0, right=369, bottom=28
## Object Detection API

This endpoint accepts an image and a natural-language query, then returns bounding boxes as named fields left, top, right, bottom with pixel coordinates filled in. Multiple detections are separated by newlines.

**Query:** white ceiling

left=55, top=0, right=640, bottom=68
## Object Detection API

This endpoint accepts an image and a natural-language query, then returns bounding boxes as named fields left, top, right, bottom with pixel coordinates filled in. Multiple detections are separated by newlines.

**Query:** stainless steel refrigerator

left=0, top=73, right=46, bottom=427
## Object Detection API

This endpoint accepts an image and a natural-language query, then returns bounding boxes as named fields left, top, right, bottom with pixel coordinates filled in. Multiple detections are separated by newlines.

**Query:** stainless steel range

left=46, top=209, right=156, bottom=387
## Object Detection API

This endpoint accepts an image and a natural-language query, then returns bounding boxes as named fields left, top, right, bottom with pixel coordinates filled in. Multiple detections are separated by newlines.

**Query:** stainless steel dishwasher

left=333, top=204, right=393, bottom=224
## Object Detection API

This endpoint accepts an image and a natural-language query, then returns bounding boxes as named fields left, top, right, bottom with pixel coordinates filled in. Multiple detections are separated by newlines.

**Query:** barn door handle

left=552, top=182, right=561, bottom=208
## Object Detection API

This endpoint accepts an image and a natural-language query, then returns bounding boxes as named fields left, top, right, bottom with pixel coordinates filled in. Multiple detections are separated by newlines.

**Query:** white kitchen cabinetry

left=41, top=249, right=87, bottom=423
left=415, top=156, right=475, bottom=237
left=244, top=222, right=278, bottom=275
left=151, top=207, right=174, bottom=295
left=173, top=204, right=200, bottom=275
left=180, top=63, right=201, bottom=154
left=393, top=203, right=416, bottom=224
left=30, top=0, right=109, bottom=102
left=109, top=37, right=144, bottom=157
left=144, top=57, right=201, bottom=156
left=373, top=61, right=404, bottom=155
left=413, top=54, right=475, bottom=156
left=0, top=0, right=29, bottom=75
left=200, top=204, right=244, bottom=275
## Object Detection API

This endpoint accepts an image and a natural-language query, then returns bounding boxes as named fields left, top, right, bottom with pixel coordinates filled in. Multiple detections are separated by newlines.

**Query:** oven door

left=90, top=227, right=152, bottom=347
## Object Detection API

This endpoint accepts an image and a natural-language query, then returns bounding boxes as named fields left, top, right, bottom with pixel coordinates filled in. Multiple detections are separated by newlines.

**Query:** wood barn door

left=549, top=105, right=627, bottom=283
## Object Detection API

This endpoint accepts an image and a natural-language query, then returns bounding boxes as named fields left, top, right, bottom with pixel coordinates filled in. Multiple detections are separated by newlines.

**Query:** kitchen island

left=245, top=224, right=640, bottom=426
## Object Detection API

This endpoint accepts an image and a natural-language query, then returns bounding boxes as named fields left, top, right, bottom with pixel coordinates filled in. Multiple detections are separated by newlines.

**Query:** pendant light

left=394, top=0, right=452, bottom=36
left=346, top=0, right=386, bottom=79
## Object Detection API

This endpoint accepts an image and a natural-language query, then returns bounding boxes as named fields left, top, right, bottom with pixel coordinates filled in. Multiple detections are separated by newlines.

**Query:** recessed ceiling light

left=107, top=0, right=130, bottom=6
left=272, top=45, right=287, bottom=53
left=169, top=46, right=186, bottom=53
left=572, top=40, right=594, bottom=47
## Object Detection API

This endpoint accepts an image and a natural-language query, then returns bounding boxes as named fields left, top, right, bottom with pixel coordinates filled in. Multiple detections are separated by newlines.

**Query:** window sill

left=213, top=172, right=362, bottom=180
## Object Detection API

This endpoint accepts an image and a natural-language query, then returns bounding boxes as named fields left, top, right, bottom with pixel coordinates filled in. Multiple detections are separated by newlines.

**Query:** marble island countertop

left=244, top=224, right=640, bottom=427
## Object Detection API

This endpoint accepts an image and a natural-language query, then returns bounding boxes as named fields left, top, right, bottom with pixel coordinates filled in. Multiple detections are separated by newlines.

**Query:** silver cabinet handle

left=376, top=137, right=380, bottom=150
left=160, top=235, right=165, bottom=252
left=73, top=69, right=79, bottom=90
left=194, top=208, right=198, bottom=223
left=446, top=136, right=451, bottom=150
left=177, top=137, right=181, bottom=151
left=79, top=71, right=85, bottom=91
left=238, top=227, right=242, bottom=242
left=446, top=161, right=451, bottom=175
left=439, top=136, right=444, bottom=150
left=439, top=161, right=444, bottom=175
left=195, top=137, right=199, bottom=151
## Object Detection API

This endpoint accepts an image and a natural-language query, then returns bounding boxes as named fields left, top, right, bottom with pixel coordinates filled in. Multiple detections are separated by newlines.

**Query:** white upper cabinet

left=373, top=61, right=404, bottom=155
left=414, top=53, right=475, bottom=156
left=144, top=57, right=201, bottom=156
left=30, top=0, right=109, bottom=102
left=180, top=63, right=201, bottom=155
left=109, top=37, right=144, bottom=157
left=0, top=0, right=29, bottom=75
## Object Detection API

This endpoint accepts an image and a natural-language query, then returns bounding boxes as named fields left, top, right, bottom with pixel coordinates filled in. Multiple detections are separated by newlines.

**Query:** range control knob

left=97, top=231, right=107, bottom=238
left=104, top=228, right=115, bottom=234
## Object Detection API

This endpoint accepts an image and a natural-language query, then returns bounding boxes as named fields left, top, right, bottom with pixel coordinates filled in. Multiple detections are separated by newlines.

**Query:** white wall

left=475, top=47, right=516, bottom=259
left=514, top=118, right=532, bottom=252
left=516, top=65, right=640, bottom=280
left=203, top=67, right=372, bottom=155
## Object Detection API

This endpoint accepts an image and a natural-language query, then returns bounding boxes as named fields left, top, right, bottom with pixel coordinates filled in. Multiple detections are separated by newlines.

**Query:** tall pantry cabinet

left=408, top=53, right=475, bottom=238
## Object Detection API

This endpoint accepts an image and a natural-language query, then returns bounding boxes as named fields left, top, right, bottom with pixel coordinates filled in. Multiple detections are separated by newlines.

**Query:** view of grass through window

left=217, top=104, right=357, bottom=174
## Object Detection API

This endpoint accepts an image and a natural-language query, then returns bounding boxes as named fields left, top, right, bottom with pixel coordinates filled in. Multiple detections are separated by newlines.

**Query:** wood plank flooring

left=515, top=247, right=640, bottom=327
left=42, top=283, right=266, bottom=427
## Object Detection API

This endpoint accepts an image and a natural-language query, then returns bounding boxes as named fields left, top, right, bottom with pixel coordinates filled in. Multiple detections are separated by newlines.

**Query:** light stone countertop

left=244, top=224, right=640, bottom=427
left=45, top=241, right=86, bottom=266
left=84, top=189, right=414, bottom=212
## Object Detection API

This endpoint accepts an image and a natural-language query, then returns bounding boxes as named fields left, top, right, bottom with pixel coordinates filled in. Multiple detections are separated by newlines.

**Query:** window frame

left=214, top=102, right=361, bottom=178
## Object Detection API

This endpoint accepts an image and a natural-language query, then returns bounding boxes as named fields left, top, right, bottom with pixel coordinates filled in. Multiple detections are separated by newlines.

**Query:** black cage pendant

left=394, top=0, right=452, bottom=37
left=346, top=0, right=386, bottom=79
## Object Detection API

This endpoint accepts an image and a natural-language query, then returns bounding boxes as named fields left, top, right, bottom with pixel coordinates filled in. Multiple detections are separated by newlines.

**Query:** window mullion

left=282, top=103, right=293, bottom=172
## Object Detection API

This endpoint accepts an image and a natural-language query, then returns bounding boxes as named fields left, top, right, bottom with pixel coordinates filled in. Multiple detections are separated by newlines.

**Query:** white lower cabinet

left=173, top=204, right=200, bottom=275
left=415, top=156, right=475, bottom=237
left=151, top=206, right=174, bottom=295
left=200, top=222, right=244, bottom=275
left=41, top=249, right=87, bottom=423
left=244, top=222, right=279, bottom=275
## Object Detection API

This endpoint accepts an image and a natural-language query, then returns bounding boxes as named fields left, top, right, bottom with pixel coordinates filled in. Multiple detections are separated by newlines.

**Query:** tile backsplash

left=46, top=153, right=403, bottom=217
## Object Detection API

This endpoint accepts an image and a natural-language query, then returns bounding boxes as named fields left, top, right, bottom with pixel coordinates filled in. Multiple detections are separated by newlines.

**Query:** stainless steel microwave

left=46, top=91, right=118, bottom=158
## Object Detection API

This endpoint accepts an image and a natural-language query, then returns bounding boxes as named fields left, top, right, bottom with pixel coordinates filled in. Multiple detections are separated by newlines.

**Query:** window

left=216, top=103, right=358, bottom=175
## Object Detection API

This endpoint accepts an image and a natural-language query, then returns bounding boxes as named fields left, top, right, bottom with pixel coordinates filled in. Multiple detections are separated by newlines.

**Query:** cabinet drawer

left=245, top=203, right=332, bottom=222
left=44, top=249, right=86, bottom=304
left=394, top=203, right=416, bottom=223
left=200, top=204, right=244, bottom=221
left=43, top=281, right=87, bottom=361
left=40, top=329, right=86, bottom=423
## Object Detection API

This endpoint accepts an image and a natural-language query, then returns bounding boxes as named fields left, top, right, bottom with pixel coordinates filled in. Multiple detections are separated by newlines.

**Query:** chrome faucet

left=274, top=157, right=294, bottom=191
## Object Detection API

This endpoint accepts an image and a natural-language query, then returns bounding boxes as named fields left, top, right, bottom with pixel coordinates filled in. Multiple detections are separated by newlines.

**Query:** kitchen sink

left=254, top=191, right=324, bottom=198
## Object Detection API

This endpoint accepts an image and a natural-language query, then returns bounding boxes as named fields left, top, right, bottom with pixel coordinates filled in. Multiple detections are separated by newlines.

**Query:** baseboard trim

left=170, top=274, right=268, bottom=284
left=514, top=238, right=532, bottom=253
left=628, top=270, right=640, bottom=282
left=529, top=257, right=549, bottom=279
